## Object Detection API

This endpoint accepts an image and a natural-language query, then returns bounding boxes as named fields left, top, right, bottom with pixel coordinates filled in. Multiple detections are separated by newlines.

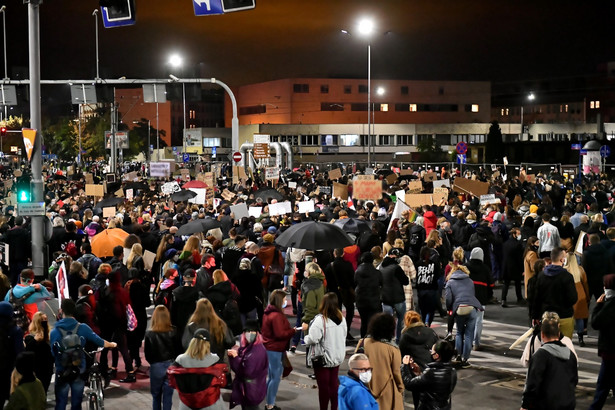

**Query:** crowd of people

left=0, top=161, right=614, bottom=409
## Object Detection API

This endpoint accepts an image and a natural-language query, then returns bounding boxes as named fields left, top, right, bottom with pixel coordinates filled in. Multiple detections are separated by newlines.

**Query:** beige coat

left=523, top=250, right=539, bottom=297
left=573, top=268, right=590, bottom=320
left=364, top=338, right=404, bottom=410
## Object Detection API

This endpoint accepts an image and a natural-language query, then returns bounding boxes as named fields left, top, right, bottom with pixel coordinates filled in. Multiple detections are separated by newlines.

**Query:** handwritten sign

left=265, top=167, right=280, bottom=181
left=452, top=177, right=490, bottom=197
left=150, top=162, right=171, bottom=178
left=400, top=168, right=413, bottom=176
left=407, top=180, right=423, bottom=194
left=221, top=189, right=236, bottom=201
left=318, top=186, right=332, bottom=195
left=161, top=181, right=180, bottom=195
left=423, top=172, right=437, bottom=182
left=405, top=193, right=433, bottom=208
left=385, top=173, right=398, bottom=185
left=353, top=180, right=382, bottom=200
left=333, top=183, right=348, bottom=199
left=85, top=184, right=104, bottom=197
left=328, top=168, right=342, bottom=180
left=103, top=207, right=116, bottom=218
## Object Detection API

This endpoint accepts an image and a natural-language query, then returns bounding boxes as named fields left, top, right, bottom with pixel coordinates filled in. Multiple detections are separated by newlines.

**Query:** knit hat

left=470, top=247, right=484, bottom=262
left=529, top=205, right=538, bottom=214
left=263, top=233, right=274, bottom=243
left=604, top=274, right=615, bottom=290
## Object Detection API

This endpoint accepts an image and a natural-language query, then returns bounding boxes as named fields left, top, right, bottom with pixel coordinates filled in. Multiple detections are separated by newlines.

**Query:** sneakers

left=119, top=372, right=136, bottom=383
left=454, top=355, right=462, bottom=363
left=460, top=360, right=471, bottom=368
left=107, top=368, right=117, bottom=379
left=445, top=333, right=455, bottom=342
left=265, top=406, right=281, bottom=410
left=501, top=301, right=509, bottom=308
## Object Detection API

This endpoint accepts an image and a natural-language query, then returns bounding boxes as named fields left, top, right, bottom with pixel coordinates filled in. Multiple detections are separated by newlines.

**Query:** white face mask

left=359, top=370, right=372, bottom=384
left=244, top=332, right=257, bottom=344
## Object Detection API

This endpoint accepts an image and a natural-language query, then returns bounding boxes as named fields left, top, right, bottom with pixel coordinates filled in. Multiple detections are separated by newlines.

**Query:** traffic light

left=15, top=176, right=31, bottom=203
left=0, top=126, right=6, bottom=137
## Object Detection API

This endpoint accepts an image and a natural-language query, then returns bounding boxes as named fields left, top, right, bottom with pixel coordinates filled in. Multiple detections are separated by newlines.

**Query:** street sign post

left=456, top=141, right=468, bottom=155
left=232, top=151, right=242, bottom=163
left=600, top=145, right=611, bottom=158
left=17, top=202, right=46, bottom=217
left=183, top=153, right=190, bottom=163
left=193, top=0, right=224, bottom=16
left=212, top=146, right=217, bottom=159
left=457, top=154, right=466, bottom=164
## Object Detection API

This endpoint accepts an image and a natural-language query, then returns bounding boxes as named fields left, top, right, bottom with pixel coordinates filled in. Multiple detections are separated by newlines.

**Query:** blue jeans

left=150, top=360, right=173, bottom=410
left=474, top=306, right=485, bottom=347
left=382, top=301, right=406, bottom=343
left=455, top=308, right=478, bottom=361
left=55, top=375, right=85, bottom=410
left=266, top=350, right=283, bottom=406
left=418, top=289, right=438, bottom=326
left=589, top=358, right=615, bottom=410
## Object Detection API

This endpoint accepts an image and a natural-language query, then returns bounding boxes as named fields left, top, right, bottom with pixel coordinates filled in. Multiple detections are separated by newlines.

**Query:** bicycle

left=85, top=347, right=105, bottom=410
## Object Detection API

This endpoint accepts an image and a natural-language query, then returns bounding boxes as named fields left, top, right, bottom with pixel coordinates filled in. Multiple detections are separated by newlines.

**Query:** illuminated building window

left=380, top=104, right=388, bottom=112
left=500, top=109, right=504, bottom=116
left=565, top=104, right=568, bottom=113
left=505, top=108, right=509, bottom=115
left=472, top=104, right=479, bottom=112
left=409, top=104, right=417, bottom=112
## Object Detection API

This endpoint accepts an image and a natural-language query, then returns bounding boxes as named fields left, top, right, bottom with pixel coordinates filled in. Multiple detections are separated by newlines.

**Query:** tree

left=42, top=118, right=78, bottom=161
left=416, top=136, right=445, bottom=162
left=125, top=118, right=166, bottom=160
left=485, top=120, right=504, bottom=163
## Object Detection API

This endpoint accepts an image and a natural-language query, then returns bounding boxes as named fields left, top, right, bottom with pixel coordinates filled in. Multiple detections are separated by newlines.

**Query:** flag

left=347, top=195, right=355, bottom=211
left=56, top=261, right=69, bottom=308
left=387, top=198, right=410, bottom=232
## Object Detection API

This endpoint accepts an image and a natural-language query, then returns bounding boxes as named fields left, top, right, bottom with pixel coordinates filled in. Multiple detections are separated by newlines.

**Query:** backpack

left=81, top=255, right=102, bottom=280
left=221, top=299, right=242, bottom=336
left=167, top=362, right=228, bottom=409
left=57, top=323, right=83, bottom=381
left=9, top=288, right=35, bottom=332
left=409, top=232, right=420, bottom=246
left=154, top=287, right=174, bottom=310
left=65, top=241, right=78, bottom=258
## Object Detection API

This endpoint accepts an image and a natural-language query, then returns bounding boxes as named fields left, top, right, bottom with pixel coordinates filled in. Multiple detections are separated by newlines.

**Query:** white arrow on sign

left=194, top=0, right=211, bottom=9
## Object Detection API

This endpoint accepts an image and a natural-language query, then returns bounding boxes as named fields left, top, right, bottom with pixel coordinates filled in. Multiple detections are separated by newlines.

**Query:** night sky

left=2, top=1, right=614, bottom=87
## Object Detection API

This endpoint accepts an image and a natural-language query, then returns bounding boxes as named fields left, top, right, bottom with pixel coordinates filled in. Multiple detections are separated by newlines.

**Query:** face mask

left=359, top=370, right=372, bottom=384
left=245, top=332, right=257, bottom=343
left=516, top=235, right=522, bottom=241
left=530, top=245, right=538, bottom=252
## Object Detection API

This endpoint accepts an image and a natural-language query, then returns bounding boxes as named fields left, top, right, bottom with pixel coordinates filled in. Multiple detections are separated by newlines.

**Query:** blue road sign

left=193, top=0, right=224, bottom=15
left=101, top=0, right=136, bottom=28
left=580, top=149, right=588, bottom=156
left=183, top=153, right=190, bottom=163
left=600, top=145, right=611, bottom=158
left=212, top=146, right=217, bottom=158
left=571, top=143, right=582, bottom=150
left=457, top=154, right=466, bottom=164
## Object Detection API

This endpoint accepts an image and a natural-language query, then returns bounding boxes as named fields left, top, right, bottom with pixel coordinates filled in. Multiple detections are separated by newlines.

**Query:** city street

left=42, top=290, right=609, bottom=409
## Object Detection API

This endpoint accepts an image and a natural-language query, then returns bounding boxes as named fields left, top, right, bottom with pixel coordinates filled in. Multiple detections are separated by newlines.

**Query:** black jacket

left=501, top=237, right=524, bottom=280
left=379, top=257, right=409, bottom=305
left=399, top=325, right=439, bottom=370
left=233, top=267, right=263, bottom=314
left=582, top=243, right=611, bottom=290
left=467, top=259, right=493, bottom=305
left=171, top=285, right=200, bottom=335
left=451, top=220, right=474, bottom=250
left=531, top=264, right=577, bottom=320
left=354, top=262, right=383, bottom=310
left=521, top=341, right=577, bottom=410
left=591, top=297, right=615, bottom=359
left=324, top=257, right=355, bottom=292
left=401, top=361, right=457, bottom=410
left=144, top=328, right=181, bottom=364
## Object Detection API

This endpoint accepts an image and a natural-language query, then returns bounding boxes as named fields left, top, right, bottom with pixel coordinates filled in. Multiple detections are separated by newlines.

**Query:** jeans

left=589, top=358, right=615, bottom=410
left=314, top=366, right=339, bottom=410
left=474, top=306, right=485, bottom=347
left=266, top=350, right=283, bottom=406
left=382, top=301, right=406, bottom=343
left=418, top=290, right=438, bottom=326
left=55, top=375, right=85, bottom=410
left=150, top=360, right=173, bottom=410
left=455, top=308, right=478, bottom=361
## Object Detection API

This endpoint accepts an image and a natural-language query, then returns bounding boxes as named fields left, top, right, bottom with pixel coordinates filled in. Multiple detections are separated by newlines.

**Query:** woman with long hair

left=182, top=298, right=235, bottom=362
left=362, top=313, right=404, bottom=410
left=563, top=253, right=590, bottom=346
left=523, top=236, right=540, bottom=298
left=181, top=236, right=202, bottom=268
left=304, top=292, right=347, bottom=410
left=24, top=312, right=54, bottom=394
left=415, top=244, right=441, bottom=326
left=205, top=269, right=242, bottom=336
left=154, top=234, right=176, bottom=282
left=382, top=231, right=398, bottom=256
left=145, top=306, right=181, bottom=410
left=125, top=267, right=151, bottom=371
left=261, top=290, right=299, bottom=410
left=127, top=243, right=145, bottom=283
left=558, top=214, right=575, bottom=252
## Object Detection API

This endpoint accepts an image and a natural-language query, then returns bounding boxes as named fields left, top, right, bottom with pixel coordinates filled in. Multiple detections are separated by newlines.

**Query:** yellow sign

left=22, top=128, right=37, bottom=162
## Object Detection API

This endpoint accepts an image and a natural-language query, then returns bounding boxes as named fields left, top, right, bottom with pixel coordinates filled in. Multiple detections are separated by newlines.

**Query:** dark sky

left=3, top=0, right=614, bottom=87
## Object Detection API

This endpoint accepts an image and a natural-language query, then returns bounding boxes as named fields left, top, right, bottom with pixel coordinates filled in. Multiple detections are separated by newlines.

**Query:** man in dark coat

left=324, top=248, right=356, bottom=339
left=501, top=227, right=525, bottom=307
left=452, top=212, right=474, bottom=250
left=2, top=216, right=31, bottom=285
left=171, top=269, right=200, bottom=338
left=354, top=253, right=383, bottom=338
left=466, top=247, right=493, bottom=350
left=588, top=274, right=615, bottom=410
left=583, top=234, right=611, bottom=302
left=379, top=248, right=410, bottom=343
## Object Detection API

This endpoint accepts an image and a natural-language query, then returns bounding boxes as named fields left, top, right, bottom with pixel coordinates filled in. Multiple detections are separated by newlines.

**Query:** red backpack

left=167, top=362, right=228, bottom=408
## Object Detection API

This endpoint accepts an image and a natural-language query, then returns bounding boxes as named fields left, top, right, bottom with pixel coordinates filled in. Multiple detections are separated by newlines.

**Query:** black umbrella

left=175, top=219, right=222, bottom=236
left=94, top=197, right=124, bottom=209
left=170, top=189, right=198, bottom=202
left=275, top=221, right=354, bottom=250
left=124, top=181, right=149, bottom=191
left=333, top=218, right=371, bottom=235
left=254, top=188, right=284, bottom=202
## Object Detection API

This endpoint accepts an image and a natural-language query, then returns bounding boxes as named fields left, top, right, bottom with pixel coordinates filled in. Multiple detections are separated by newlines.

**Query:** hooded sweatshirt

left=301, top=270, right=326, bottom=325
left=531, top=264, right=577, bottom=320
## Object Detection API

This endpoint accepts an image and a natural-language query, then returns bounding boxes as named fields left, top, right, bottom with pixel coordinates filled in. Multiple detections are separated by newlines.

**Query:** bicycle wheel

left=96, top=378, right=105, bottom=410
left=88, top=393, right=99, bottom=410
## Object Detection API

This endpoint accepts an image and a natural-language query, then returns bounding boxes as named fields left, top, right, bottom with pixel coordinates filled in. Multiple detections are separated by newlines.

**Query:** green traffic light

left=18, top=190, right=30, bottom=203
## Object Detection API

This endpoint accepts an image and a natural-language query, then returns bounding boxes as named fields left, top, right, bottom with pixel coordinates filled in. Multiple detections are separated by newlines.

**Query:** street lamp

left=133, top=119, right=151, bottom=162
left=520, top=92, right=535, bottom=139
left=169, top=54, right=187, bottom=154
left=1, top=5, right=7, bottom=80
left=357, top=18, right=374, bottom=167
left=372, top=87, right=385, bottom=160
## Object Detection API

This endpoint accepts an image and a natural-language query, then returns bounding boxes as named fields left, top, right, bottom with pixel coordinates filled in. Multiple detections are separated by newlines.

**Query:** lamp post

left=357, top=18, right=374, bottom=167
left=520, top=92, right=535, bottom=139
left=92, top=9, right=100, bottom=80
left=169, top=54, right=187, bottom=154
left=373, top=86, right=385, bottom=162
left=1, top=5, right=7, bottom=80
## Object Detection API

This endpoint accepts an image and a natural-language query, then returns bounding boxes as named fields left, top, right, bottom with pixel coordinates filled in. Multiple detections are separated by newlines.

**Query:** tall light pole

left=357, top=18, right=374, bottom=167
left=92, top=9, right=100, bottom=80
left=520, top=92, right=535, bottom=139
left=373, top=86, right=385, bottom=161
left=169, top=54, right=187, bottom=153
left=1, top=5, right=7, bottom=80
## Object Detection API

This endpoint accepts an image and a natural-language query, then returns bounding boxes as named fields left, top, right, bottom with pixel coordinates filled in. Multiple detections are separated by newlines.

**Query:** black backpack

left=57, top=323, right=83, bottom=382
left=9, top=288, right=35, bottom=332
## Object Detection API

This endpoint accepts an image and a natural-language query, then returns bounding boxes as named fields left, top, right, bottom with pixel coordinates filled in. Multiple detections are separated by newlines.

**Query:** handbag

left=282, top=351, right=293, bottom=377
left=310, top=316, right=327, bottom=368
left=126, top=304, right=138, bottom=331
left=455, top=304, right=474, bottom=316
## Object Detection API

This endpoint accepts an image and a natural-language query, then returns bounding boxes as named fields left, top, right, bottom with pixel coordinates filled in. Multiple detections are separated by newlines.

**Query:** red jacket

left=423, top=211, right=438, bottom=236
left=261, top=305, right=295, bottom=352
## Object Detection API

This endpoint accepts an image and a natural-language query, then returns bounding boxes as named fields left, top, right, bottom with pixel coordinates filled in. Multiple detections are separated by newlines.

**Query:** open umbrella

left=333, top=218, right=371, bottom=235
left=94, top=197, right=124, bottom=210
left=254, top=188, right=284, bottom=202
left=91, top=228, right=129, bottom=258
left=175, top=219, right=222, bottom=236
left=275, top=221, right=353, bottom=250
left=183, top=180, right=208, bottom=189
left=170, top=189, right=198, bottom=202
left=124, top=181, right=150, bottom=191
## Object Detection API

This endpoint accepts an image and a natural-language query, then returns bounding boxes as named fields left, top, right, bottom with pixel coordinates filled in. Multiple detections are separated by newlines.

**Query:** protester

left=354, top=252, right=383, bottom=338
left=24, top=311, right=54, bottom=394
left=337, top=353, right=378, bottom=410
left=0, top=301, right=24, bottom=408
left=5, top=352, right=46, bottom=410
left=379, top=248, right=409, bottom=343
left=182, top=298, right=235, bottom=362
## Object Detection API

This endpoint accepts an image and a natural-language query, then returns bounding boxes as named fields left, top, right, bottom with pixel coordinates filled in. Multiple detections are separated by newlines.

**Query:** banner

left=56, top=261, right=70, bottom=308
left=150, top=162, right=171, bottom=178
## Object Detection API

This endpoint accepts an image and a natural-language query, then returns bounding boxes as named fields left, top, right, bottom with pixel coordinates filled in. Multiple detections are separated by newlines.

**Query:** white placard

left=298, top=200, right=315, bottom=214
left=288, top=181, right=297, bottom=189
left=126, top=189, right=134, bottom=201
left=265, top=167, right=280, bottom=181
left=188, top=188, right=207, bottom=205
left=143, top=250, right=156, bottom=271
left=161, top=181, right=180, bottom=195
left=230, top=203, right=249, bottom=220
left=480, top=194, right=496, bottom=206
left=248, top=207, right=262, bottom=218
left=269, top=201, right=292, bottom=216
left=433, top=179, right=451, bottom=188
left=395, top=190, right=406, bottom=201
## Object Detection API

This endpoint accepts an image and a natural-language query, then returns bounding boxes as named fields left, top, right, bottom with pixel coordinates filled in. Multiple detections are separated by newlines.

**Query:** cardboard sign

left=433, top=187, right=448, bottom=204
left=353, top=180, right=382, bottom=200
left=205, top=188, right=215, bottom=205
left=85, top=184, right=104, bottom=197
left=333, top=182, right=348, bottom=200
left=298, top=200, right=315, bottom=214
left=423, top=172, right=437, bottom=182
left=405, top=193, right=433, bottom=208
left=265, top=167, right=280, bottom=181
left=230, top=203, right=249, bottom=220
left=84, top=173, right=94, bottom=184
left=142, top=250, right=156, bottom=272
left=103, top=207, right=116, bottom=218
left=126, top=189, right=134, bottom=201
left=180, top=169, right=190, bottom=182
left=3, top=180, right=13, bottom=189
left=328, top=168, right=343, bottom=180
left=115, top=188, right=124, bottom=198
left=575, top=231, right=586, bottom=256
left=356, top=175, right=373, bottom=181
left=385, top=174, right=398, bottom=185
left=269, top=201, right=292, bottom=216
left=407, top=180, right=423, bottom=194
left=234, top=166, right=248, bottom=180
left=452, top=177, right=490, bottom=197
left=400, top=168, right=414, bottom=176
left=491, top=171, right=501, bottom=180
left=221, top=189, right=236, bottom=201
left=204, top=172, right=214, bottom=189
left=14, top=169, right=22, bottom=177
left=433, top=179, right=451, bottom=188
left=248, top=207, right=262, bottom=218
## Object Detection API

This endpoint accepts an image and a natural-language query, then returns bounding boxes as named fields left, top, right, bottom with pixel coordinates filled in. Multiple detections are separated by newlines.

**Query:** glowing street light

left=168, top=54, right=187, bottom=153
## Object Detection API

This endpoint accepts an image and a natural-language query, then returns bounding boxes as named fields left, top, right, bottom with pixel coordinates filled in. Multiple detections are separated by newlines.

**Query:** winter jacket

left=261, top=305, right=296, bottom=352
left=466, top=259, right=493, bottom=306
left=379, top=257, right=410, bottom=306
left=174, top=352, right=226, bottom=410
left=444, top=270, right=482, bottom=312
left=205, top=280, right=236, bottom=317
left=324, top=257, right=355, bottom=293
left=591, top=296, right=615, bottom=359
left=257, top=244, right=284, bottom=287
left=401, top=361, right=457, bottom=410
left=582, top=243, right=611, bottom=291
left=4, top=378, right=46, bottom=410
left=468, top=224, right=494, bottom=264
left=537, top=222, right=560, bottom=254
left=50, top=317, right=105, bottom=374
left=5, top=284, right=51, bottom=321
left=502, top=237, right=524, bottom=280
left=221, top=246, right=244, bottom=282
left=398, top=324, right=439, bottom=370
left=343, top=244, right=361, bottom=271
left=233, top=267, right=263, bottom=314
left=423, top=211, right=437, bottom=236
left=451, top=220, right=474, bottom=250
left=531, top=264, right=577, bottom=321
left=338, top=373, right=379, bottom=410
left=301, top=270, right=325, bottom=325
left=171, top=285, right=200, bottom=336
left=354, top=262, right=383, bottom=311
left=521, top=341, right=577, bottom=410
left=364, top=337, right=404, bottom=410
left=75, top=294, right=99, bottom=335
left=304, top=314, right=347, bottom=368
left=144, top=328, right=181, bottom=364
left=182, top=322, right=235, bottom=360
left=229, top=339, right=268, bottom=408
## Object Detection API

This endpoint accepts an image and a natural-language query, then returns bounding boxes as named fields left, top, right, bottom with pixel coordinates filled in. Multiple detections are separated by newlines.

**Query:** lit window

left=596, top=101, right=600, bottom=108
left=590, top=101, right=595, bottom=109
left=560, top=105, right=563, bottom=113
left=565, top=104, right=568, bottom=113
left=471, top=104, right=479, bottom=112
left=380, top=104, right=388, bottom=112
left=409, top=104, right=417, bottom=112
left=500, top=109, right=504, bottom=116
left=590, top=100, right=600, bottom=109
left=505, top=108, right=509, bottom=115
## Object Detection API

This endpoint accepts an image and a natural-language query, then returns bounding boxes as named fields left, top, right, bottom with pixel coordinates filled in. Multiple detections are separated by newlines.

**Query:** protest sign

left=103, top=207, right=115, bottom=218
left=221, top=189, right=236, bottom=201
left=265, top=167, right=280, bottom=181
left=328, top=168, right=342, bottom=180
left=269, top=201, right=292, bottom=216
left=84, top=173, right=94, bottom=184
left=407, top=180, right=423, bottom=194
left=143, top=250, right=156, bottom=272
left=150, top=162, right=171, bottom=178
left=400, top=168, right=413, bottom=176
left=333, top=182, right=348, bottom=199
left=161, top=181, right=180, bottom=195
left=125, top=171, right=138, bottom=182
left=230, top=203, right=249, bottom=220
left=318, top=186, right=332, bottom=195
left=288, top=181, right=297, bottom=189
left=204, top=172, right=214, bottom=188
left=355, top=175, right=373, bottom=181
left=298, top=200, right=315, bottom=214
left=85, top=184, right=104, bottom=197
left=433, top=187, right=448, bottom=204
left=353, top=180, right=382, bottom=200
left=433, top=179, right=451, bottom=188
left=126, top=189, right=134, bottom=201
left=385, top=173, right=398, bottom=185
left=188, top=188, right=207, bottom=205
left=452, top=177, right=490, bottom=197
left=423, top=172, right=437, bottom=182
left=405, top=194, right=433, bottom=208
left=248, top=207, right=262, bottom=218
